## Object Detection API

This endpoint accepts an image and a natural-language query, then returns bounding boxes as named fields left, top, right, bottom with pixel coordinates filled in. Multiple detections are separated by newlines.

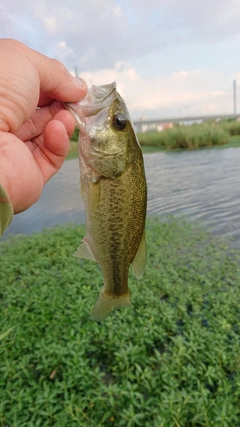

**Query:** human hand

left=0, top=39, right=87, bottom=213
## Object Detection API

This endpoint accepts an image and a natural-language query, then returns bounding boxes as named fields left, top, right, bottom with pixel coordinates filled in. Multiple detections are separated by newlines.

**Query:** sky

left=1, top=0, right=240, bottom=120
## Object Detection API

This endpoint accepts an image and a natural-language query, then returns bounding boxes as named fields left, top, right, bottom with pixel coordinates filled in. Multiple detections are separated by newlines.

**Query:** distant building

left=162, top=122, right=174, bottom=131
left=134, top=121, right=173, bottom=133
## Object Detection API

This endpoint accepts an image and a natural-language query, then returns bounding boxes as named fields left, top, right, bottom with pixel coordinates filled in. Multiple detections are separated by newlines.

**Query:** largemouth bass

left=65, top=82, right=147, bottom=321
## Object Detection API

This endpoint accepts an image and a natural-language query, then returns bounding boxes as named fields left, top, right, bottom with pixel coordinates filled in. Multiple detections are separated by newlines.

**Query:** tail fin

left=91, top=291, right=131, bottom=321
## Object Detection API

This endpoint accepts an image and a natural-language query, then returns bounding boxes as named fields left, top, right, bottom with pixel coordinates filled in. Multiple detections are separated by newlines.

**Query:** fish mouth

left=64, top=82, right=117, bottom=132
left=81, top=83, right=117, bottom=117
left=64, top=103, right=85, bottom=131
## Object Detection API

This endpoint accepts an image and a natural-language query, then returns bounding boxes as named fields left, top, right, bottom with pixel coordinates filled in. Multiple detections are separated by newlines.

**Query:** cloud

left=0, top=0, right=239, bottom=118
left=42, top=17, right=57, bottom=34
left=1, top=0, right=240, bottom=71
left=77, top=62, right=232, bottom=119
left=172, top=70, right=201, bottom=79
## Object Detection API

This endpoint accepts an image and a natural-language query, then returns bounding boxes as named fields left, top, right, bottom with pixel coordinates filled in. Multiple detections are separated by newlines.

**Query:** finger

left=32, top=118, right=72, bottom=183
left=24, top=108, right=75, bottom=155
left=15, top=101, right=73, bottom=142
left=37, top=80, right=86, bottom=107
left=38, top=93, right=56, bottom=107
left=32, top=50, right=88, bottom=102
left=51, top=108, right=76, bottom=139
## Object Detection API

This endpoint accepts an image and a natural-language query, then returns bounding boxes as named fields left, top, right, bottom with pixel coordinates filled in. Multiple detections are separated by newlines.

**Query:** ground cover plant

left=0, top=218, right=240, bottom=426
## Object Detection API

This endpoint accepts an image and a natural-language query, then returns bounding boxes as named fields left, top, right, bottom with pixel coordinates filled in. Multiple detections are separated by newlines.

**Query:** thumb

left=33, top=51, right=88, bottom=102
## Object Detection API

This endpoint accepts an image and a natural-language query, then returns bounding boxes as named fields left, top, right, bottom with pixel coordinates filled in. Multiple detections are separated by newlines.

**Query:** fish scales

left=85, top=162, right=146, bottom=297
left=65, top=82, right=147, bottom=321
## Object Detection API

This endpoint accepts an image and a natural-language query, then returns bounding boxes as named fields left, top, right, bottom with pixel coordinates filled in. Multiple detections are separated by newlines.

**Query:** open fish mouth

left=64, top=82, right=118, bottom=132
left=84, top=83, right=117, bottom=107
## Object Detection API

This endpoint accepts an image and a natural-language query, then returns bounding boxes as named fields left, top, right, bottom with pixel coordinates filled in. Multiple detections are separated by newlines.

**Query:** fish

left=65, top=82, right=147, bottom=321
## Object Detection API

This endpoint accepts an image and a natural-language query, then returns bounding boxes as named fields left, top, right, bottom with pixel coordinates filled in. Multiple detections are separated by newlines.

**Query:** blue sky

left=1, top=0, right=240, bottom=119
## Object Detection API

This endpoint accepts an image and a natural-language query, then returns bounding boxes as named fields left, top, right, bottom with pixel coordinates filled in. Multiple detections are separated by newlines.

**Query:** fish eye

left=112, top=113, right=127, bottom=130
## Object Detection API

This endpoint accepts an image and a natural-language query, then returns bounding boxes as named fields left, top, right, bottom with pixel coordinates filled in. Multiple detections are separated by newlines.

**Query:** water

left=2, top=148, right=240, bottom=247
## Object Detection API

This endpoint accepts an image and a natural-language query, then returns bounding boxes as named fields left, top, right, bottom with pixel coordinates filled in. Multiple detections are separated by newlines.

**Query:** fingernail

left=74, top=77, right=86, bottom=88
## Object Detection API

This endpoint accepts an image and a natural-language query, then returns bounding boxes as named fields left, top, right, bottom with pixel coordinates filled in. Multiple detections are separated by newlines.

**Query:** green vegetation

left=140, top=145, right=164, bottom=154
left=214, top=134, right=240, bottom=149
left=220, top=119, right=240, bottom=136
left=68, top=140, right=79, bottom=160
left=67, top=120, right=240, bottom=159
left=137, top=123, right=230, bottom=150
left=1, top=218, right=240, bottom=426
left=67, top=128, right=80, bottom=159
left=137, top=120, right=240, bottom=150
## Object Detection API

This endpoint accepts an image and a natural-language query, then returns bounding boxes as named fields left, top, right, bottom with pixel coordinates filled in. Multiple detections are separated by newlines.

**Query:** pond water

left=2, top=147, right=240, bottom=248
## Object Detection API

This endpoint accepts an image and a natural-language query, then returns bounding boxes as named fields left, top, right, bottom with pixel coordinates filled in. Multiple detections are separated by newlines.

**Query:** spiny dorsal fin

left=73, top=238, right=96, bottom=261
left=131, top=231, right=147, bottom=279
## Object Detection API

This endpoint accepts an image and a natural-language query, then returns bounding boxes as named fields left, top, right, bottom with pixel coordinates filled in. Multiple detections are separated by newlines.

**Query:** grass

left=140, top=145, right=164, bottom=154
left=1, top=217, right=240, bottom=426
left=220, top=119, right=240, bottom=136
left=67, top=141, right=79, bottom=159
left=222, top=134, right=240, bottom=148
left=137, top=123, right=230, bottom=150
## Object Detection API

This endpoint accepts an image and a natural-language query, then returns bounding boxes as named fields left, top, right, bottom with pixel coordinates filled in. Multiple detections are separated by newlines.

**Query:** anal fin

left=131, top=231, right=147, bottom=279
left=73, top=237, right=96, bottom=261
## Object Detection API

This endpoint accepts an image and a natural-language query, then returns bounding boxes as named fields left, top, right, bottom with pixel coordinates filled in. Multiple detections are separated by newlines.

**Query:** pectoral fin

left=131, top=232, right=147, bottom=279
left=73, top=238, right=96, bottom=261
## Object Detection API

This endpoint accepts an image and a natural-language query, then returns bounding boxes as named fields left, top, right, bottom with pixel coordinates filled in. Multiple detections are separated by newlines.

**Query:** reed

left=219, top=119, right=240, bottom=135
left=137, top=123, right=230, bottom=149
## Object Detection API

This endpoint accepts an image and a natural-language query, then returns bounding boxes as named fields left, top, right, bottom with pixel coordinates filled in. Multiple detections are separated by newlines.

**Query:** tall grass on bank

left=137, top=123, right=230, bottom=150
left=220, top=119, right=240, bottom=136
left=1, top=218, right=240, bottom=426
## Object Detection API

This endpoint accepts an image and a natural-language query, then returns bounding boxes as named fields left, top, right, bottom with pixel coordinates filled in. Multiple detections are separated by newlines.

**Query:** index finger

left=38, top=79, right=87, bottom=107
left=32, top=52, right=88, bottom=103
